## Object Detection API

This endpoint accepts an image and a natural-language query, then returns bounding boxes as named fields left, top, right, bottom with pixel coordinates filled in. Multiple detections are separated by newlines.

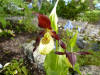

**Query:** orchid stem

left=56, top=40, right=58, bottom=51
left=71, top=47, right=73, bottom=52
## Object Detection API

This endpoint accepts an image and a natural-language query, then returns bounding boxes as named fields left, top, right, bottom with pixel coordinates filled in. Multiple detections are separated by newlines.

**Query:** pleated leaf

left=49, top=0, right=59, bottom=33
left=44, top=47, right=71, bottom=75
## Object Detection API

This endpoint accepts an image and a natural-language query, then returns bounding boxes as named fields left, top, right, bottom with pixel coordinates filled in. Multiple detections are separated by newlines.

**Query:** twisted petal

left=59, top=40, right=66, bottom=49
left=77, top=51, right=91, bottom=55
left=39, top=32, right=54, bottom=55
left=55, top=51, right=65, bottom=55
left=37, top=14, right=52, bottom=29
left=50, top=31, right=66, bottom=49
left=50, top=31, right=60, bottom=40
left=33, top=36, right=40, bottom=52
left=33, top=31, right=45, bottom=52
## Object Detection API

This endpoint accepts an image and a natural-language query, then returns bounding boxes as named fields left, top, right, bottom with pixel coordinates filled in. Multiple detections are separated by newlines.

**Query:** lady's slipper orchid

left=33, top=13, right=66, bottom=55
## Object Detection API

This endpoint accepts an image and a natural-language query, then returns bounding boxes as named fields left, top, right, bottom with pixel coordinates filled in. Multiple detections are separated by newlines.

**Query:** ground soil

left=0, top=33, right=35, bottom=64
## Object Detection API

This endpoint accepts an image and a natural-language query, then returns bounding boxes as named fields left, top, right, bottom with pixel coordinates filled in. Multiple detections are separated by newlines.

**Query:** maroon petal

left=33, top=47, right=37, bottom=52
left=33, top=36, right=40, bottom=52
left=39, top=30, right=45, bottom=37
left=77, top=51, right=91, bottom=55
left=66, top=52, right=77, bottom=67
left=50, top=31, right=66, bottom=49
left=59, top=40, right=66, bottom=49
left=55, top=51, right=65, bottom=55
left=33, top=31, right=45, bottom=52
left=50, top=31, right=60, bottom=40
left=37, top=14, right=52, bottom=29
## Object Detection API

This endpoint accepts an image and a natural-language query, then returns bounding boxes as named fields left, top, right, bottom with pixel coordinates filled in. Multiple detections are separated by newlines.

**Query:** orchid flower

left=33, top=13, right=91, bottom=67
left=55, top=51, right=91, bottom=67
left=33, top=13, right=66, bottom=55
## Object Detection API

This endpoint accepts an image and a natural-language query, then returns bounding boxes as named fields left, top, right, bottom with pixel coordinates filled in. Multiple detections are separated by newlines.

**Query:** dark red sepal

left=55, top=51, right=65, bottom=55
left=33, top=31, right=45, bottom=52
left=59, top=40, right=66, bottom=49
left=33, top=36, right=40, bottom=52
left=50, top=31, right=66, bottom=49
left=39, top=30, right=45, bottom=37
left=37, top=14, right=52, bottom=29
left=51, top=31, right=60, bottom=40
left=33, top=47, right=37, bottom=52
left=77, top=51, right=91, bottom=55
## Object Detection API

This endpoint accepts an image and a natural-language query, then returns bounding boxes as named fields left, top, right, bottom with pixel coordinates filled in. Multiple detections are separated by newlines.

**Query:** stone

left=91, top=42, right=100, bottom=51
left=22, top=40, right=46, bottom=70
left=33, top=47, right=46, bottom=70
left=80, top=65, right=100, bottom=75
left=77, top=38, right=84, bottom=49
left=76, top=36, right=89, bottom=49
left=22, top=40, right=35, bottom=63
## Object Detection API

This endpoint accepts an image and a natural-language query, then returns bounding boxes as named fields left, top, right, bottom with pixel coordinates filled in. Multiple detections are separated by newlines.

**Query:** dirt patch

left=0, top=33, right=36, bottom=65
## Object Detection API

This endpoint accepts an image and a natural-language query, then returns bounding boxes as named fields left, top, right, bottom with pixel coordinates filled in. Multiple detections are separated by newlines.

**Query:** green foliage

left=39, top=1, right=54, bottom=15
left=44, top=49, right=70, bottom=75
left=22, top=8, right=38, bottom=33
left=67, top=31, right=78, bottom=52
left=0, top=0, right=37, bottom=38
left=0, top=0, right=25, bottom=16
left=57, top=0, right=89, bottom=20
left=93, top=0, right=100, bottom=4
left=74, top=63, right=81, bottom=75
left=0, top=59, right=29, bottom=75
left=78, top=50, right=100, bottom=66
left=77, top=10, right=100, bottom=23
left=62, top=29, right=79, bottom=52
left=0, top=29, right=15, bottom=38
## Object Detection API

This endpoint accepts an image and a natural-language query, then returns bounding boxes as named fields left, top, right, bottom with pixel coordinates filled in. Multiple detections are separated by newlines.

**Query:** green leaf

left=0, top=17, right=6, bottom=29
left=44, top=47, right=71, bottom=75
left=21, top=66, right=28, bottom=75
left=49, top=0, right=59, bottom=33
left=74, top=63, right=82, bottom=75
left=67, top=31, right=78, bottom=52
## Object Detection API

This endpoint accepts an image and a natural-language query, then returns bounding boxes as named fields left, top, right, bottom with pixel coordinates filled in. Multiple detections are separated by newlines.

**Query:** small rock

left=91, top=43, right=100, bottom=51
left=77, top=38, right=84, bottom=49
left=80, top=65, right=100, bottom=75
left=22, top=40, right=46, bottom=70
left=77, top=37, right=88, bottom=49
left=22, top=40, right=35, bottom=63
left=33, top=47, right=46, bottom=70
